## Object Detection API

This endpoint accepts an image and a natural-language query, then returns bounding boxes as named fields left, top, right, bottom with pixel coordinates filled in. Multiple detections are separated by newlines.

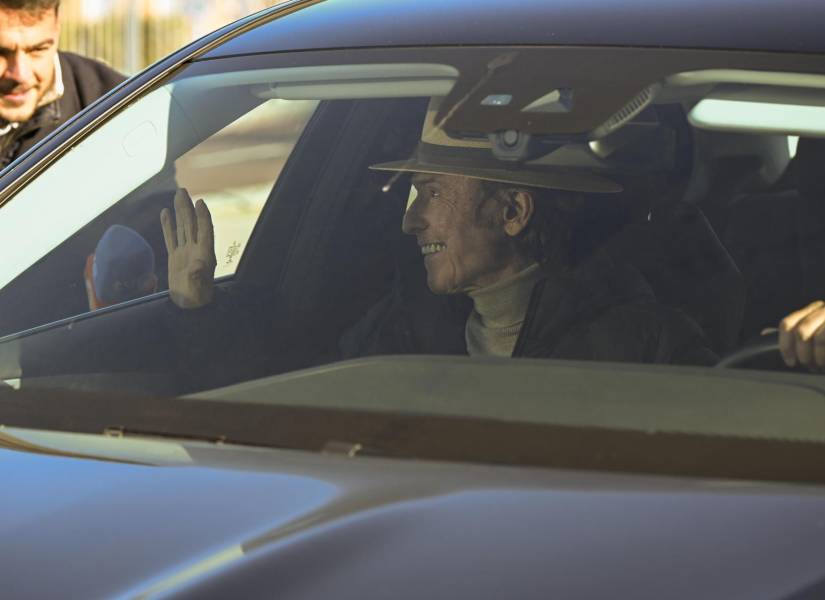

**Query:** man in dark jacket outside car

left=159, top=102, right=716, bottom=372
left=0, top=0, right=125, bottom=169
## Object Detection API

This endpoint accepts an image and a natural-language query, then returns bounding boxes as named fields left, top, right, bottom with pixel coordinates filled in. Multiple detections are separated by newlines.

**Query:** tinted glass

left=175, top=99, right=318, bottom=278
left=2, top=46, right=825, bottom=446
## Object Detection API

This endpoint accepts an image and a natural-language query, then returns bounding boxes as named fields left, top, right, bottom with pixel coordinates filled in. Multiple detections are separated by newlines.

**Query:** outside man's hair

left=0, top=0, right=59, bottom=12
left=479, top=180, right=581, bottom=270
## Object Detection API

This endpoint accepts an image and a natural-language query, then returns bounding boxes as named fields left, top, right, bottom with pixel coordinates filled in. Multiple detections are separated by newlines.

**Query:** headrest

left=684, top=131, right=792, bottom=204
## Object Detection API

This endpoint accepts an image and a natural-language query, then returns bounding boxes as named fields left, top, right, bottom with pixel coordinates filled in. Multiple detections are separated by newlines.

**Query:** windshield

left=2, top=45, right=825, bottom=463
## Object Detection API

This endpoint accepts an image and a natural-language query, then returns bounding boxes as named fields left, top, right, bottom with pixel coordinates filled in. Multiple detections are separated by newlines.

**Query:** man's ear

left=501, top=188, right=534, bottom=237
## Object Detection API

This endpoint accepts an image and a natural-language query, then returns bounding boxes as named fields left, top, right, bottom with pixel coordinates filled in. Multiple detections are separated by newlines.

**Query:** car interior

left=1, top=45, right=825, bottom=395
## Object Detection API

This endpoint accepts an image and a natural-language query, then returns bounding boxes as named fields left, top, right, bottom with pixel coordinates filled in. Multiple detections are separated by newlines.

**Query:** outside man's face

left=0, top=8, right=59, bottom=123
left=403, top=173, right=517, bottom=295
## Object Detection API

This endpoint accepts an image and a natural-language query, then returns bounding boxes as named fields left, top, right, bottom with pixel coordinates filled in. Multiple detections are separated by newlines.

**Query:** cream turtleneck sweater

left=465, top=263, right=544, bottom=357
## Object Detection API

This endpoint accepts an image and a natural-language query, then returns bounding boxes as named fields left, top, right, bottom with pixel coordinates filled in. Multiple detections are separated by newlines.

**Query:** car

left=2, top=0, right=825, bottom=597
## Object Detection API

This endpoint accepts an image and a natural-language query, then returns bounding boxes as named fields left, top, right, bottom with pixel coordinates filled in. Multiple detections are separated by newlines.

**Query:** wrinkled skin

left=403, top=173, right=533, bottom=294
left=0, top=8, right=59, bottom=123
left=779, top=301, right=825, bottom=372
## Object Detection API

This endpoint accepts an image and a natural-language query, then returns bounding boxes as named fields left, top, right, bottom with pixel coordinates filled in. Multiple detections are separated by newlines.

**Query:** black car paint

left=4, top=440, right=825, bottom=599
left=207, top=0, right=825, bottom=58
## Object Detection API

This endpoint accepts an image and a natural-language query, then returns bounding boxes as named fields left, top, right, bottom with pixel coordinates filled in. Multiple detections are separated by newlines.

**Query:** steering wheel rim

left=715, top=332, right=780, bottom=368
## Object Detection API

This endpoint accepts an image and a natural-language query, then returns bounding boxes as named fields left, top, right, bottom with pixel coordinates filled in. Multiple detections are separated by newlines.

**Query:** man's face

left=0, top=8, right=59, bottom=123
left=403, top=173, right=519, bottom=295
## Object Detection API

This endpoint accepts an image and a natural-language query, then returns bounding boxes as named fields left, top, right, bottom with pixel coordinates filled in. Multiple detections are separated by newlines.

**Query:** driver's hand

left=160, top=188, right=217, bottom=309
left=779, top=301, right=825, bottom=371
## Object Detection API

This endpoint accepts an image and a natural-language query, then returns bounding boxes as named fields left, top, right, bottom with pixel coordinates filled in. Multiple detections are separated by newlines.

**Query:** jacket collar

left=513, top=252, right=657, bottom=357
left=36, top=53, right=65, bottom=109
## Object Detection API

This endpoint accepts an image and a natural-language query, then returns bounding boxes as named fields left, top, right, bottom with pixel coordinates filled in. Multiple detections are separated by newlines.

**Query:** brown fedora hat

left=371, top=98, right=623, bottom=193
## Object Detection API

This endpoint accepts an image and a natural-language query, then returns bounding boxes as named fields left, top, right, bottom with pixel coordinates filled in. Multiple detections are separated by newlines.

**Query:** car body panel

left=206, top=0, right=825, bottom=58
left=3, top=433, right=825, bottom=599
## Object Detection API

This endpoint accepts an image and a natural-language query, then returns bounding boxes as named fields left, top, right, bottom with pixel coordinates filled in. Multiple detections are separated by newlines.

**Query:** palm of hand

left=161, top=189, right=217, bottom=309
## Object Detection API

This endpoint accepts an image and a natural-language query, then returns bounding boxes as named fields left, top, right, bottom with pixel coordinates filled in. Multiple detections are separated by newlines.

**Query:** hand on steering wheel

left=778, top=301, right=825, bottom=372
left=717, top=300, right=825, bottom=372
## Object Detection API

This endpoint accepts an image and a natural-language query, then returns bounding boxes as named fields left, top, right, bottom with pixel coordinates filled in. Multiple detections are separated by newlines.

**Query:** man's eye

left=429, top=190, right=440, bottom=199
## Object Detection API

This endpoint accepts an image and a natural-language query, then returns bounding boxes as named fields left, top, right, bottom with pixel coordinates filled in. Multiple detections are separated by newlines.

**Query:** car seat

left=724, top=137, right=825, bottom=341
left=602, top=201, right=745, bottom=355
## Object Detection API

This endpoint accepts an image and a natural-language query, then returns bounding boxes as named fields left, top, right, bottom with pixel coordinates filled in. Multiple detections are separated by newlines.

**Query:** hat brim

left=370, top=158, right=623, bottom=194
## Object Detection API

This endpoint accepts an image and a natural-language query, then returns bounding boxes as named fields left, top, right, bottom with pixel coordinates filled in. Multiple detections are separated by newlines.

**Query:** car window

left=0, top=71, right=318, bottom=332
left=175, top=99, right=318, bottom=278
left=2, top=45, right=825, bottom=447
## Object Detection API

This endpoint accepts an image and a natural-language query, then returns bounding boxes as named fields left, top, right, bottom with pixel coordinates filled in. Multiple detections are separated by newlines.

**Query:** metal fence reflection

left=58, top=0, right=281, bottom=74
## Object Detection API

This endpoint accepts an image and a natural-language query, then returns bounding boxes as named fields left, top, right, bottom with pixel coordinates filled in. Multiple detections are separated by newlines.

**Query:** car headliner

left=205, top=0, right=825, bottom=59
left=180, top=45, right=825, bottom=142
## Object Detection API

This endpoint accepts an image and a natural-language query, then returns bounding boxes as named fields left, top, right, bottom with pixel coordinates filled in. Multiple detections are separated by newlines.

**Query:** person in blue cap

left=84, top=224, right=157, bottom=310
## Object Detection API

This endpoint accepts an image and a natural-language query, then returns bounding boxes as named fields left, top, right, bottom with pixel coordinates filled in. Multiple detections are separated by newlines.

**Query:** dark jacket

left=0, top=52, right=125, bottom=168
left=339, top=252, right=718, bottom=365
left=165, top=252, right=716, bottom=393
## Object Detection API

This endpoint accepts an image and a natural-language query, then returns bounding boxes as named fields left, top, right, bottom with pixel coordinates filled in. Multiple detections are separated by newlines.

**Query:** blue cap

left=92, top=225, right=155, bottom=305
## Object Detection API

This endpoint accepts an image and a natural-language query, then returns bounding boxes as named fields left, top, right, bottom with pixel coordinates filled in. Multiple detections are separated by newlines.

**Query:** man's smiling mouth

left=420, top=242, right=446, bottom=256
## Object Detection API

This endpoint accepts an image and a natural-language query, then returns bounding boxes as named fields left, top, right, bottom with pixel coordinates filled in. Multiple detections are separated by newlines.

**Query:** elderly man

left=0, top=0, right=124, bottom=168
left=160, top=96, right=715, bottom=367
left=161, top=173, right=713, bottom=365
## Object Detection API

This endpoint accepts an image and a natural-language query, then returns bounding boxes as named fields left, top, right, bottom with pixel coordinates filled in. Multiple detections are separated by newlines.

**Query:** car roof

left=203, top=0, right=825, bottom=60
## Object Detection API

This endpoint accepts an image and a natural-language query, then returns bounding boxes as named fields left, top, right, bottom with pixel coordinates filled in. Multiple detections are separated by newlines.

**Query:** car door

left=0, top=51, right=431, bottom=395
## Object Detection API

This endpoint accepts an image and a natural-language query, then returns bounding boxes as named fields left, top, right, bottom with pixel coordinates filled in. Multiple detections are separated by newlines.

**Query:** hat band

left=414, top=140, right=524, bottom=172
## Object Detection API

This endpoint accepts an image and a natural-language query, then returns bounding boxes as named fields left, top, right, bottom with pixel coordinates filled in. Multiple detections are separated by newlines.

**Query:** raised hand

left=160, top=188, right=217, bottom=309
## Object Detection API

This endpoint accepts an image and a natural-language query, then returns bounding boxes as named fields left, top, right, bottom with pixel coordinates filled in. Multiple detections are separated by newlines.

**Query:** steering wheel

left=715, top=332, right=783, bottom=369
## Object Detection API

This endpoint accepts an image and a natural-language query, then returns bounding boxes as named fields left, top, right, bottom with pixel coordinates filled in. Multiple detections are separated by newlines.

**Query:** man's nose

left=5, top=51, right=32, bottom=83
left=401, top=196, right=427, bottom=235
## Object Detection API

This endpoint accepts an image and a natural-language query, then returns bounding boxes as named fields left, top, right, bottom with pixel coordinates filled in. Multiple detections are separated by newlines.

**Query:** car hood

left=3, top=429, right=825, bottom=600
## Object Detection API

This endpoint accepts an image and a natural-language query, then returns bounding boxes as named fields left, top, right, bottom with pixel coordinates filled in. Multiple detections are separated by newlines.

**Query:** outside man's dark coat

left=0, top=51, right=125, bottom=168
left=339, top=252, right=718, bottom=365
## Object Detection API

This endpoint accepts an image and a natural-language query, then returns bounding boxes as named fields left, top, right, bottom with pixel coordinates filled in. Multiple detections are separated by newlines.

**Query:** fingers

left=815, top=324, right=825, bottom=371
left=779, top=301, right=822, bottom=365
left=174, top=188, right=197, bottom=246
left=160, top=207, right=176, bottom=256
left=194, top=198, right=215, bottom=259
left=779, top=301, right=825, bottom=369
left=796, top=309, right=825, bottom=370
